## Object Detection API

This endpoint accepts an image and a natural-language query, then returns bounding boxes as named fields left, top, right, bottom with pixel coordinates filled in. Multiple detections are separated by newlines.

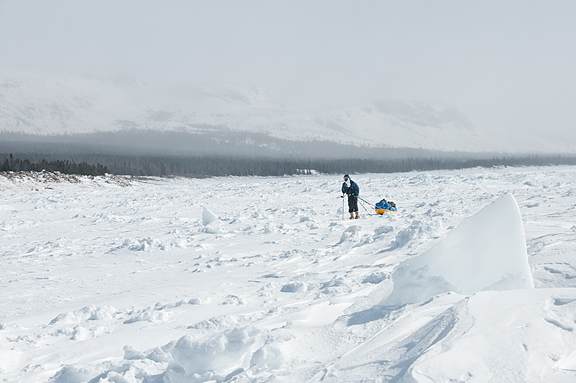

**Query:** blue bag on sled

left=375, top=199, right=397, bottom=214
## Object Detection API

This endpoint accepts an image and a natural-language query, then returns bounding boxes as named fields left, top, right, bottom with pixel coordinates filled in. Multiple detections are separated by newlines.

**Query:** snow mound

left=250, top=343, right=289, bottom=371
left=385, top=194, right=534, bottom=305
left=165, top=327, right=260, bottom=381
left=336, top=225, right=362, bottom=245
left=390, top=218, right=444, bottom=249
left=49, top=305, right=119, bottom=325
left=48, top=366, right=94, bottom=383
left=123, top=307, right=172, bottom=324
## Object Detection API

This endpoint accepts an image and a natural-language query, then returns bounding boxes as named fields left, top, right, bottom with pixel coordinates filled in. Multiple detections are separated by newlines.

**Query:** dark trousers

left=348, top=195, right=358, bottom=213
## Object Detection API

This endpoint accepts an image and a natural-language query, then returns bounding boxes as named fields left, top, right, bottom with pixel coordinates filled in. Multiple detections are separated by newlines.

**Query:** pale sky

left=1, top=1, right=575, bottom=140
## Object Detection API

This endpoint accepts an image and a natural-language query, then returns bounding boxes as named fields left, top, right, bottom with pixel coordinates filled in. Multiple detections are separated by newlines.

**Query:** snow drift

left=385, top=193, right=534, bottom=305
left=407, top=289, right=576, bottom=382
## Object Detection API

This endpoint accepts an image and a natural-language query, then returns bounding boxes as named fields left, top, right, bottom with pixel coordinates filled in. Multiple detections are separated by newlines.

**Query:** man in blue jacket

left=342, top=174, right=360, bottom=219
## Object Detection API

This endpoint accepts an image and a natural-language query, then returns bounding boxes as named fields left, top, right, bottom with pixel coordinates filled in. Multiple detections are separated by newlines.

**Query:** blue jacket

left=342, top=180, right=359, bottom=197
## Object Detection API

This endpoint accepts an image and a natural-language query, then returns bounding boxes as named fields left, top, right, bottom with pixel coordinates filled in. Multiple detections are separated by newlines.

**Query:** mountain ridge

left=0, top=71, right=568, bottom=154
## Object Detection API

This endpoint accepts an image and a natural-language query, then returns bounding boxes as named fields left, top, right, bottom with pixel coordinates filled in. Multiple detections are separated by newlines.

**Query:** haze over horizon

left=1, top=1, right=575, bottom=150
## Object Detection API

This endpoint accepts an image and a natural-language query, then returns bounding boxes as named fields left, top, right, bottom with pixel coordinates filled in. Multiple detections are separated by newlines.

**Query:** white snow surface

left=2, top=166, right=576, bottom=382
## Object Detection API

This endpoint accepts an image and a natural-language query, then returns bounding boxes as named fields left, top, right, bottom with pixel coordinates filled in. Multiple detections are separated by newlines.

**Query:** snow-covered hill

left=2, top=166, right=576, bottom=382
left=0, top=71, right=557, bottom=153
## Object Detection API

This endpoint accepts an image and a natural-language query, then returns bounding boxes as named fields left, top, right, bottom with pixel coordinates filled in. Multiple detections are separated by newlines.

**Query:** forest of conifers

left=2, top=152, right=576, bottom=177
left=1, top=154, right=109, bottom=176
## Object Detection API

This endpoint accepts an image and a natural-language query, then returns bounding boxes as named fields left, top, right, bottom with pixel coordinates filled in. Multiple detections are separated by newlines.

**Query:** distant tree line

left=1, top=153, right=109, bottom=176
left=2, top=152, right=576, bottom=177
left=102, top=154, right=576, bottom=176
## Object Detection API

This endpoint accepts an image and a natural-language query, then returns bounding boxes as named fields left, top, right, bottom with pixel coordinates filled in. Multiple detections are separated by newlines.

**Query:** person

left=342, top=174, right=360, bottom=219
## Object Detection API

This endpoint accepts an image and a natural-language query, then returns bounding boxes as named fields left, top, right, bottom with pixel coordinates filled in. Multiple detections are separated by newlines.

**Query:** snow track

left=2, top=167, right=576, bottom=382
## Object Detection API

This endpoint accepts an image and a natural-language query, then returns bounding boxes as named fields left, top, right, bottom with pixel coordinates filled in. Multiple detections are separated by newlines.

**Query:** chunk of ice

left=385, top=194, right=534, bottom=305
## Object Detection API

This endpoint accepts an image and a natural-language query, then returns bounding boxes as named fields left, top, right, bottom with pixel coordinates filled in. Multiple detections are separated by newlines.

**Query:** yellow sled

left=375, top=208, right=397, bottom=215
left=375, top=198, right=397, bottom=215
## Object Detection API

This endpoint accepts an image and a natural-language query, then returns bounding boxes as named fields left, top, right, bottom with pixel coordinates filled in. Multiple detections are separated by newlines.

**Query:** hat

left=344, top=174, right=349, bottom=179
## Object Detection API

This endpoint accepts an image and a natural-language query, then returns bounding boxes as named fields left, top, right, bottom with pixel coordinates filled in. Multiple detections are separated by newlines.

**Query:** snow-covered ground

left=1, top=166, right=576, bottom=382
